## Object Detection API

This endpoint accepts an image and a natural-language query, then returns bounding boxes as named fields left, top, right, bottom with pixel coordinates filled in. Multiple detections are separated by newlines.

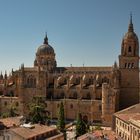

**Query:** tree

left=75, top=113, right=87, bottom=138
left=57, top=102, right=65, bottom=132
left=28, top=96, right=47, bottom=124
left=57, top=102, right=66, bottom=139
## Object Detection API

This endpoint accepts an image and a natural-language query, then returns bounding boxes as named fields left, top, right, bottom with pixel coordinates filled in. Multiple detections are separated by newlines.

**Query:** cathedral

left=0, top=16, right=139, bottom=125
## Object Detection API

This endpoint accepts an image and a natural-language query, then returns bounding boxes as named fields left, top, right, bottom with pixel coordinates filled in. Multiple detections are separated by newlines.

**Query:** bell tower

left=119, top=15, right=139, bottom=109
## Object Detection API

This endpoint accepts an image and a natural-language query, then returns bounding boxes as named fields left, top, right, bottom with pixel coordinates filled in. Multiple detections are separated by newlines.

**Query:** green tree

left=1, top=112, right=9, bottom=118
left=57, top=102, right=65, bottom=132
left=28, top=96, right=47, bottom=124
left=75, top=113, right=87, bottom=138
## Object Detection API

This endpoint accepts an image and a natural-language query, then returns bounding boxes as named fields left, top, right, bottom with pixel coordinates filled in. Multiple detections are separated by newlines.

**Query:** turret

left=112, top=61, right=120, bottom=89
left=19, top=64, right=25, bottom=88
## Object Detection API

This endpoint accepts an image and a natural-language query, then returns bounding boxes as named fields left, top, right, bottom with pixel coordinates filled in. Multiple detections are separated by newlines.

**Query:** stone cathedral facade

left=0, top=17, right=139, bottom=125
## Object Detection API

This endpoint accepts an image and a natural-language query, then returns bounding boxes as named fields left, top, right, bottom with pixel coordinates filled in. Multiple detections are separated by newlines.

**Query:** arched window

left=30, top=78, right=33, bottom=86
left=128, top=46, right=132, bottom=52
left=70, top=104, right=73, bottom=109
left=86, top=92, right=91, bottom=99
left=99, top=104, right=102, bottom=110
left=27, top=78, right=30, bottom=85
left=125, top=63, right=127, bottom=68
left=102, top=77, right=109, bottom=84
left=16, top=102, right=19, bottom=107
left=128, top=63, right=131, bottom=68
left=60, top=92, right=64, bottom=98
left=4, top=101, right=7, bottom=106
left=73, top=92, right=77, bottom=99
left=131, top=63, right=134, bottom=68
left=33, top=79, right=36, bottom=87
left=27, top=75, right=36, bottom=88
left=83, top=115, right=88, bottom=123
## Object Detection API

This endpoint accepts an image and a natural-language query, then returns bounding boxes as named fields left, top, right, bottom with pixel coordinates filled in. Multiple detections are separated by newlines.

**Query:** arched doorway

left=83, top=115, right=88, bottom=123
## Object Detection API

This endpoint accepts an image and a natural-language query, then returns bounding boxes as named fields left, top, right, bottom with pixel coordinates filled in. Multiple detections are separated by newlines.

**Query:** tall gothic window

left=128, top=46, right=132, bottom=52
left=131, top=63, right=134, bottom=68
left=125, top=63, right=127, bottom=68
left=128, top=63, right=130, bottom=68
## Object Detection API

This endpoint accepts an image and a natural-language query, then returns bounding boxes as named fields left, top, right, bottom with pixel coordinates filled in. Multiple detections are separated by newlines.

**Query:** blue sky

left=0, top=0, right=140, bottom=73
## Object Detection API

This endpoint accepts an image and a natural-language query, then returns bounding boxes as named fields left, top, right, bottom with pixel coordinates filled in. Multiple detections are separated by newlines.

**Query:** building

left=77, top=130, right=118, bottom=140
left=0, top=116, right=21, bottom=129
left=0, top=15, right=139, bottom=125
left=0, top=96, right=21, bottom=117
left=0, top=116, right=22, bottom=140
left=113, top=103, right=140, bottom=140
left=8, top=124, right=64, bottom=140
left=0, top=117, right=64, bottom=140
left=0, top=120, right=64, bottom=140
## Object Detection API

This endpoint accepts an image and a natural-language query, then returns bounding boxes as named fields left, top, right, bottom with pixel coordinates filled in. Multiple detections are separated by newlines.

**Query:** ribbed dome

left=36, top=44, right=54, bottom=55
left=36, top=34, right=55, bottom=56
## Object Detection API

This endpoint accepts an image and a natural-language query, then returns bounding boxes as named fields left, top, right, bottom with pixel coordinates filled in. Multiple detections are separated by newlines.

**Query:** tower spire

left=4, top=70, right=7, bottom=79
left=128, top=12, right=134, bottom=32
left=43, top=32, right=48, bottom=45
left=130, top=12, right=132, bottom=24
left=0, top=71, right=3, bottom=79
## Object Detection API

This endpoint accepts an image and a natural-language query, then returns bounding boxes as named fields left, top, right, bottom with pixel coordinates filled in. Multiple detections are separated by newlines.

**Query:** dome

left=123, top=31, right=138, bottom=42
left=36, top=44, right=54, bottom=55
left=36, top=34, right=55, bottom=56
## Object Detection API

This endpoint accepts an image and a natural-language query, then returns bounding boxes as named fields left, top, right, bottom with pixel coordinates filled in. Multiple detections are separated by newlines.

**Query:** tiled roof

left=78, top=130, right=117, bottom=140
left=114, top=103, right=140, bottom=115
left=11, top=124, right=56, bottom=139
left=116, top=113, right=140, bottom=123
left=131, top=114, right=140, bottom=121
left=114, top=103, right=140, bottom=123
left=0, top=116, right=21, bottom=128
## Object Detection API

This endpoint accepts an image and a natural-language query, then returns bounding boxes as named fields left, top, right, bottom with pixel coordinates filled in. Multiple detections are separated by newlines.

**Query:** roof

left=14, top=67, right=37, bottom=73
left=116, top=113, right=140, bottom=123
left=62, top=66, right=112, bottom=71
left=114, top=103, right=140, bottom=124
left=11, top=124, right=57, bottom=139
left=22, top=67, right=37, bottom=72
left=57, top=66, right=112, bottom=74
left=114, top=103, right=140, bottom=115
left=14, top=66, right=113, bottom=74
left=77, top=130, right=117, bottom=140
left=130, top=117, right=140, bottom=127
left=0, top=116, right=21, bottom=128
